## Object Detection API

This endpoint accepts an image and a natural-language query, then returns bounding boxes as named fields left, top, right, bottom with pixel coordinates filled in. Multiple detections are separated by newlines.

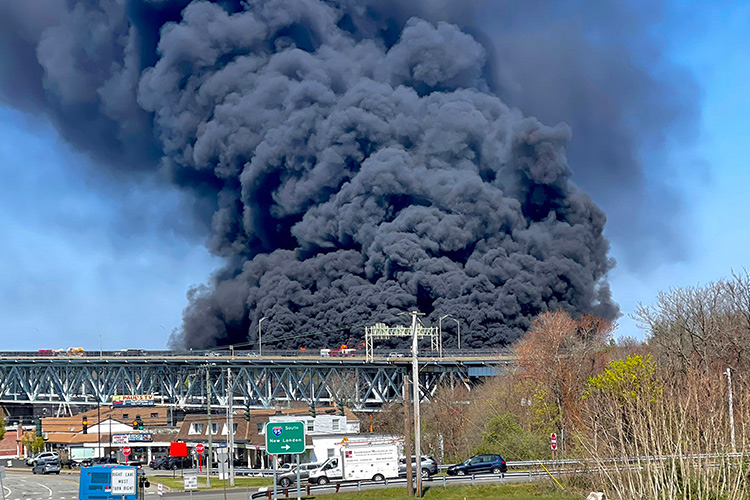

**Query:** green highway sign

left=265, top=421, right=305, bottom=454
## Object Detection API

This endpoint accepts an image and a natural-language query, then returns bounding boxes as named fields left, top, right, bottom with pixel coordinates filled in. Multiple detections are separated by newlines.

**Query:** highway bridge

left=0, top=350, right=514, bottom=411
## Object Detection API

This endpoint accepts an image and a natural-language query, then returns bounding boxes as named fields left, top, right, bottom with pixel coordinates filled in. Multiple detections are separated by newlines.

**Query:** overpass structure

left=0, top=352, right=514, bottom=411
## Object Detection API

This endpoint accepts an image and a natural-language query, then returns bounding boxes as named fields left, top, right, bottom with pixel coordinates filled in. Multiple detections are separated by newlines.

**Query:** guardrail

left=248, top=471, right=554, bottom=499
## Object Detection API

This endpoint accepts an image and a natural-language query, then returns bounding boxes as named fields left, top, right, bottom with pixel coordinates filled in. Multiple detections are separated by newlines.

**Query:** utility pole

left=259, top=317, right=267, bottom=356
left=726, top=368, right=736, bottom=453
left=227, top=368, right=235, bottom=486
left=97, top=400, right=101, bottom=460
left=403, top=373, right=413, bottom=496
left=206, top=368, right=212, bottom=488
left=409, top=311, right=424, bottom=497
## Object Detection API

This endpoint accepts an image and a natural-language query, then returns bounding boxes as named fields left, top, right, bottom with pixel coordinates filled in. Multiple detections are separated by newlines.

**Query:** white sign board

left=184, top=475, right=198, bottom=490
left=218, top=460, right=228, bottom=480
left=111, top=468, right=136, bottom=495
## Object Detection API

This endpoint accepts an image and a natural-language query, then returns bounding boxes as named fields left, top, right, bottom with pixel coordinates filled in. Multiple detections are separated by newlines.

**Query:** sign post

left=265, top=422, right=305, bottom=500
left=195, top=444, right=205, bottom=472
left=550, top=432, right=558, bottom=466
left=111, top=467, right=136, bottom=500
left=0, top=465, right=6, bottom=500
left=184, top=474, right=198, bottom=499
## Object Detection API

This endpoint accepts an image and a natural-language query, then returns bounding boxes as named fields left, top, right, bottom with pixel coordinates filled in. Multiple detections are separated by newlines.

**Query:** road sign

left=122, top=446, right=131, bottom=457
left=265, top=421, right=305, bottom=455
left=195, top=443, right=205, bottom=454
left=157, top=483, right=163, bottom=497
left=184, top=475, right=198, bottom=490
left=550, top=433, right=558, bottom=451
left=111, top=468, right=136, bottom=494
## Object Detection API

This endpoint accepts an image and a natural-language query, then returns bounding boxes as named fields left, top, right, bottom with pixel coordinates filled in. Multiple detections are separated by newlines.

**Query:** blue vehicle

left=79, top=464, right=148, bottom=500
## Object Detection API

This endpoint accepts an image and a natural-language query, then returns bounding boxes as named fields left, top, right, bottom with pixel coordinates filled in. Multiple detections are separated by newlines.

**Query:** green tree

left=474, top=412, right=549, bottom=460
left=584, top=354, right=661, bottom=403
left=20, top=433, right=45, bottom=455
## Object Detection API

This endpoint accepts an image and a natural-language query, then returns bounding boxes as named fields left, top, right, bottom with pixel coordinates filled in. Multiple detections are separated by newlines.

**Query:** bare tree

left=635, top=271, right=750, bottom=374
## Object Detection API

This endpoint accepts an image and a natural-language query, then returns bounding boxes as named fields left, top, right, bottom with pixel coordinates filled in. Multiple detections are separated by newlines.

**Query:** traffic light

left=82, top=416, right=88, bottom=434
left=308, top=400, right=316, bottom=418
left=36, top=418, right=42, bottom=437
left=244, top=403, right=251, bottom=421
left=134, top=415, right=144, bottom=430
left=133, top=419, right=139, bottom=430
left=337, top=401, right=345, bottom=416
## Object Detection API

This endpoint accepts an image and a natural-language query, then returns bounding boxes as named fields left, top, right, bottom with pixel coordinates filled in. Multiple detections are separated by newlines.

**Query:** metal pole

left=1, top=468, right=6, bottom=500
left=296, top=453, right=301, bottom=500
left=410, top=311, right=423, bottom=497
left=97, top=400, right=102, bottom=460
left=206, top=368, right=212, bottom=488
left=273, top=454, right=277, bottom=500
left=259, top=317, right=267, bottom=356
left=228, top=368, right=235, bottom=486
left=403, top=373, right=413, bottom=496
left=451, top=318, right=461, bottom=350
left=726, top=368, right=736, bottom=453
left=439, top=315, right=451, bottom=358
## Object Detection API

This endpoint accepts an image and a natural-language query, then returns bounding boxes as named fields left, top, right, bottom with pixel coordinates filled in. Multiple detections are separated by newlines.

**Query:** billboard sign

left=112, top=395, right=155, bottom=407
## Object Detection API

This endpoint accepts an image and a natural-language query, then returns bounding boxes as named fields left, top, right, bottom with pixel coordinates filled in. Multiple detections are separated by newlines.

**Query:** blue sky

left=0, top=2, right=747, bottom=350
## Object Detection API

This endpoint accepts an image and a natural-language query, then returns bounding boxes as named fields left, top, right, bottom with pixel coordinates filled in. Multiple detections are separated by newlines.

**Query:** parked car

left=149, top=457, right=168, bottom=469
left=26, top=451, right=60, bottom=466
left=446, top=454, right=507, bottom=476
left=399, top=455, right=438, bottom=478
left=277, top=463, right=322, bottom=487
left=165, top=456, right=193, bottom=470
left=61, top=458, right=81, bottom=469
left=32, top=460, right=61, bottom=475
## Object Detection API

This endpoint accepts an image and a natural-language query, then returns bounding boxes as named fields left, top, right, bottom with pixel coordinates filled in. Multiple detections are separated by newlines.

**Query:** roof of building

left=174, top=406, right=355, bottom=446
left=41, top=406, right=169, bottom=434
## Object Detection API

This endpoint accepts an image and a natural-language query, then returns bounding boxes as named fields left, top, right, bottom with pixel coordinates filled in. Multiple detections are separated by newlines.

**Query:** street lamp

left=451, top=318, right=461, bottom=350
left=258, top=317, right=268, bottom=357
left=438, top=314, right=452, bottom=358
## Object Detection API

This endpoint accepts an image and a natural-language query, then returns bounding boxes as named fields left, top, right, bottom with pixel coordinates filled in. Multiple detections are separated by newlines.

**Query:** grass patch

left=151, top=476, right=272, bottom=491
left=295, top=483, right=578, bottom=500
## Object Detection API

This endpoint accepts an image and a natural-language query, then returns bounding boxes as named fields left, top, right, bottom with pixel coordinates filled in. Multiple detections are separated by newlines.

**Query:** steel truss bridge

left=0, top=353, right=513, bottom=411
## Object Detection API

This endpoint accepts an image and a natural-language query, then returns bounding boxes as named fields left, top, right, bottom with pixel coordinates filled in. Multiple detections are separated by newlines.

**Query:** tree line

left=372, top=271, right=750, bottom=500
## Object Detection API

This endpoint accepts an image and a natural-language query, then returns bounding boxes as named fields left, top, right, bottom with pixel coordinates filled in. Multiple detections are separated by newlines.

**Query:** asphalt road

left=2, top=469, right=545, bottom=500
left=2, top=470, right=80, bottom=500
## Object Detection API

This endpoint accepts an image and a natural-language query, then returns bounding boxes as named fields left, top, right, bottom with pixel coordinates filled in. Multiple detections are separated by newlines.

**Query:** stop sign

left=196, top=444, right=205, bottom=454
left=550, top=433, right=558, bottom=451
left=123, top=446, right=131, bottom=457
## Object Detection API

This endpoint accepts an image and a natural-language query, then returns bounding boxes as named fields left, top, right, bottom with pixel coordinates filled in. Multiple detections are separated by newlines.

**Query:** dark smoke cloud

left=0, top=0, right=696, bottom=349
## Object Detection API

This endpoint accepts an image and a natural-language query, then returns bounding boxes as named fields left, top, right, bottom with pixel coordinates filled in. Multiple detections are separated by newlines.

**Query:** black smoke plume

left=0, top=1, right=697, bottom=349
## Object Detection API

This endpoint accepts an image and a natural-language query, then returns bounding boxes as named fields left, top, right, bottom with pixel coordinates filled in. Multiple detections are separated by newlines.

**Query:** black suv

left=446, top=454, right=507, bottom=476
left=399, top=456, right=439, bottom=478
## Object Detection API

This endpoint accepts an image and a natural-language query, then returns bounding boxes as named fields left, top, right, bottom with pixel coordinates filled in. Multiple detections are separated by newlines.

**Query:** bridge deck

left=0, top=353, right=514, bottom=408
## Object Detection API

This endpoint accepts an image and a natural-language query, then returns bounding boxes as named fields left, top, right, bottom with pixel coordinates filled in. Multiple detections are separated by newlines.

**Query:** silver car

left=26, top=452, right=60, bottom=466
left=32, top=460, right=61, bottom=475
left=277, top=463, right=322, bottom=487
left=399, top=455, right=439, bottom=478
